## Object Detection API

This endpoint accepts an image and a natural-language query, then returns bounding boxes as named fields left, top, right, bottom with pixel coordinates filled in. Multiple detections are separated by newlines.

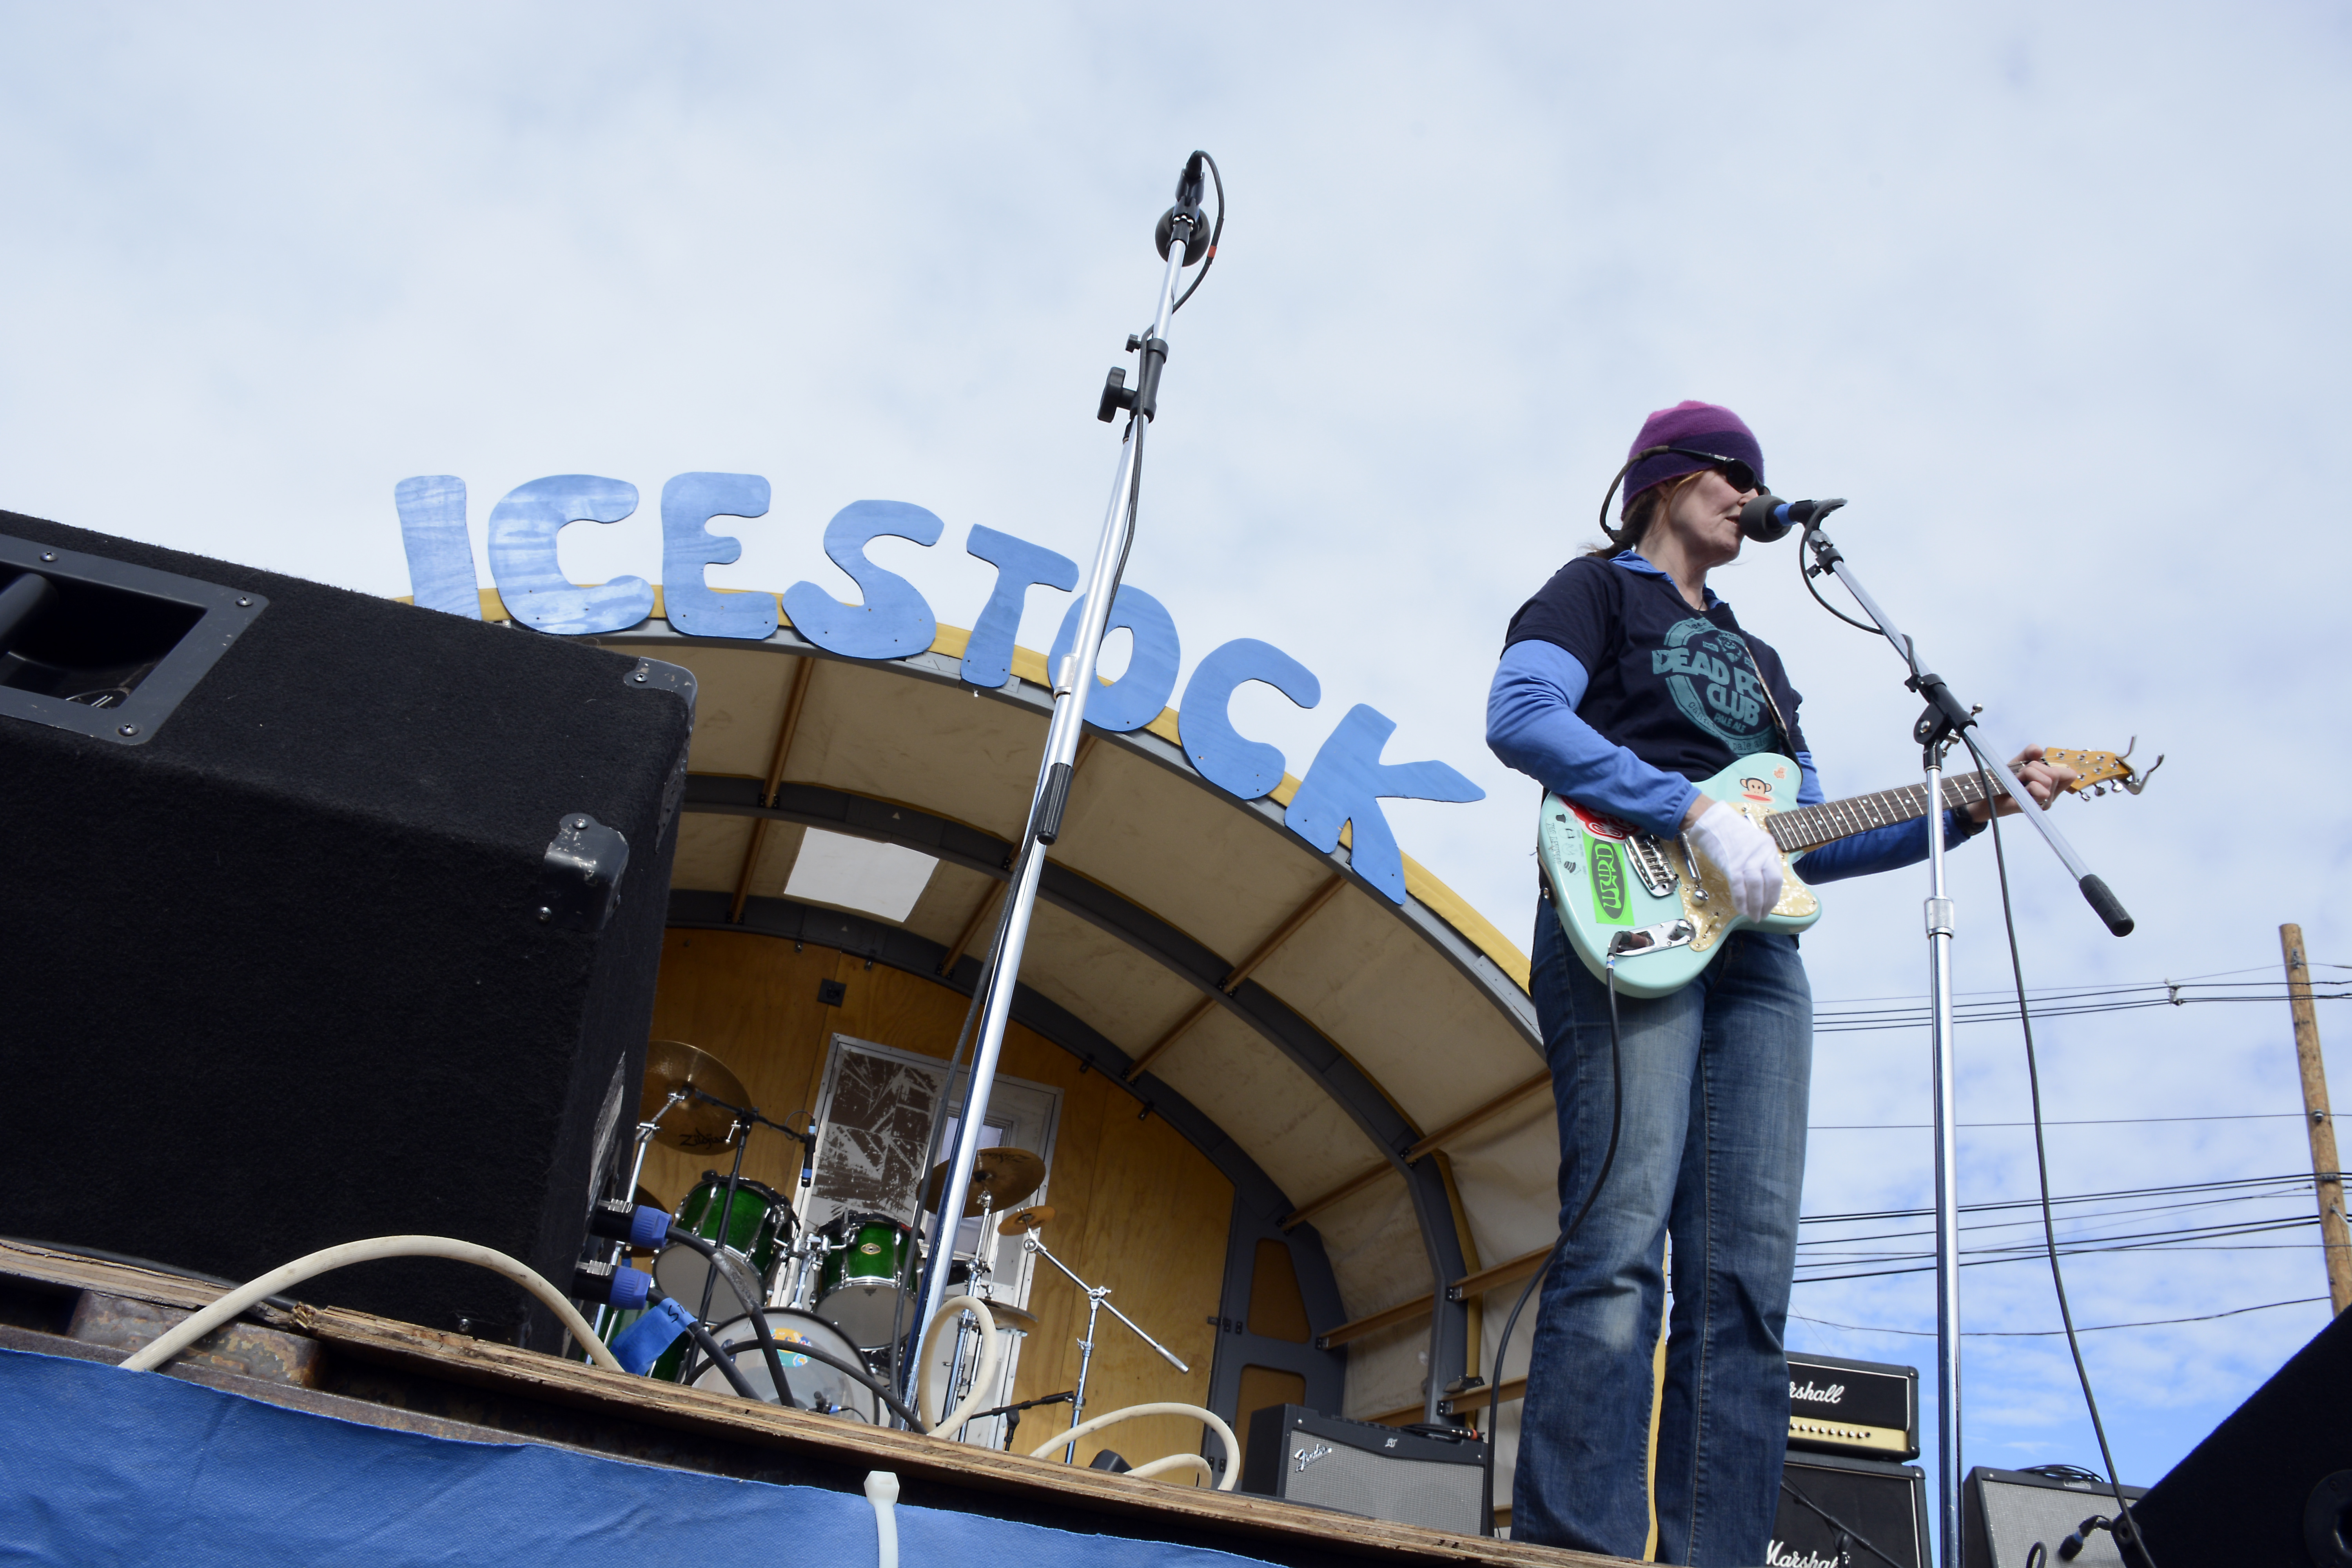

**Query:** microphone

left=1738, top=493, right=1837, bottom=543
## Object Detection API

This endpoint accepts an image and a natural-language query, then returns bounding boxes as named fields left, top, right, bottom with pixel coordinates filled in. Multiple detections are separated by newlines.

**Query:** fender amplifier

left=1775, top=1452, right=1931, bottom=1568
left=1787, top=1351, right=1920, bottom=1460
left=1963, top=1467, right=2149, bottom=1567
left=1243, top=1405, right=1488, bottom=1534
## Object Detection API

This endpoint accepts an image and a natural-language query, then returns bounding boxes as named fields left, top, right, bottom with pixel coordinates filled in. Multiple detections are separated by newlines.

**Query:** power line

left=1809, top=1111, right=2303, bottom=1131
left=1800, top=1171, right=2313, bottom=1227
left=1790, top=1296, right=2329, bottom=1338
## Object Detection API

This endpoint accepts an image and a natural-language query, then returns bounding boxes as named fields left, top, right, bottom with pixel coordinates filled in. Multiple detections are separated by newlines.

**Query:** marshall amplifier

left=1774, top=1452, right=1931, bottom=1568
left=1963, top=1467, right=2149, bottom=1568
left=1242, top=1405, right=1488, bottom=1534
left=1788, top=1351, right=1920, bottom=1461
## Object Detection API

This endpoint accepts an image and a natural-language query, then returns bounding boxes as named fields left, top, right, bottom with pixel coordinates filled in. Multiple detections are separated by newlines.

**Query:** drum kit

left=592, top=1038, right=1185, bottom=1450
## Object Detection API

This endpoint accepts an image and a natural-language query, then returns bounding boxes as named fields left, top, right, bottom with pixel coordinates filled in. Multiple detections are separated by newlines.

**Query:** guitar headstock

left=2041, top=740, right=2163, bottom=797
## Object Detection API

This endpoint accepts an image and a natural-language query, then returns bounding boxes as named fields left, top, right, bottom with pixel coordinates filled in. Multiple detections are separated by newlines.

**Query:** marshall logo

left=1589, top=841, right=1630, bottom=924
left=1790, top=1379, right=1847, bottom=1406
left=1765, top=1544, right=1846, bottom=1567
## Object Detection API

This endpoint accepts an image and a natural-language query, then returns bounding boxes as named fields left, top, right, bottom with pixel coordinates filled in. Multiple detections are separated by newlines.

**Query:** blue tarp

left=0, top=1349, right=1275, bottom=1568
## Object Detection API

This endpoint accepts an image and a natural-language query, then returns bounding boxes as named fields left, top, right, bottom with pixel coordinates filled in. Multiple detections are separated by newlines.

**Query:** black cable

left=1778, top=1474, right=1909, bottom=1568
left=649, top=1283, right=762, bottom=1403
left=710, top=1327, right=924, bottom=1429
left=1479, top=952, right=1626, bottom=1534
left=1966, top=737, right=2152, bottom=1567
left=1168, top=152, right=1223, bottom=314
left=661, top=1225, right=797, bottom=1409
left=1797, top=533, right=1883, bottom=632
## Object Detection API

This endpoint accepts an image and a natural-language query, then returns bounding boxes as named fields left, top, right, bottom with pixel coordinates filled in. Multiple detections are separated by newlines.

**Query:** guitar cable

left=1962, top=736, right=2154, bottom=1568
left=1479, top=910, right=1626, bottom=1534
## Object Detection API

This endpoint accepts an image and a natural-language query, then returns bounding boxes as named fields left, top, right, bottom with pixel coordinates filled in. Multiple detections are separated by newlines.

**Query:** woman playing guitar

left=1485, top=400, right=2073, bottom=1564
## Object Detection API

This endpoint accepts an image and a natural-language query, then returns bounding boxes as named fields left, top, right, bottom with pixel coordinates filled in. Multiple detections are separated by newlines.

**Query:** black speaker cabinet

left=1964, top=1467, right=2149, bottom=1568
left=1775, top=1451, right=1931, bottom=1568
left=1242, top=1405, right=1489, bottom=1534
left=0, top=513, right=692, bottom=1343
left=2129, top=1305, right=2352, bottom=1568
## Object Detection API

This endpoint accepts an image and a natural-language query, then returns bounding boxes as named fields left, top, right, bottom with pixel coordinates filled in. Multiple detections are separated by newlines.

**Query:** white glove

left=1684, top=801, right=1784, bottom=921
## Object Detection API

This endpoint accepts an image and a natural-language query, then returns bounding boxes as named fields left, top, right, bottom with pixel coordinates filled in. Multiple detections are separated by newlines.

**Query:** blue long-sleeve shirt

left=1487, top=634, right=1980, bottom=884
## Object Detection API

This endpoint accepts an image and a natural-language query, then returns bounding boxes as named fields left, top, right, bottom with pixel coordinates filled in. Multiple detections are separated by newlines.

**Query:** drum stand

left=1021, top=1231, right=1187, bottom=1463
left=1793, top=516, right=2133, bottom=1568
left=590, top=1089, right=685, bottom=1343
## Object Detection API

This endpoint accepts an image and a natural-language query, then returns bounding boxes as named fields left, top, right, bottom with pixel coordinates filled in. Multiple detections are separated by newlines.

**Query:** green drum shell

left=815, top=1213, right=918, bottom=1348
left=654, top=1175, right=789, bottom=1312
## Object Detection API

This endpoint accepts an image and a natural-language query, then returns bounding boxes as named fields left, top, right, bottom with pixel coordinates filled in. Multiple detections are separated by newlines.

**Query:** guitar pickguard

left=1675, top=798, right=1816, bottom=952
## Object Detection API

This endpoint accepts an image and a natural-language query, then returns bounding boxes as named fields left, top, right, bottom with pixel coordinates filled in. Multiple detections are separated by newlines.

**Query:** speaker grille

left=1279, top=1427, right=1484, bottom=1534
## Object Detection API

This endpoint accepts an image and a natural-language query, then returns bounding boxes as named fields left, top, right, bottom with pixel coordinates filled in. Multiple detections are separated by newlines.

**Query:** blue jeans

left=1510, top=899, right=1812, bottom=1565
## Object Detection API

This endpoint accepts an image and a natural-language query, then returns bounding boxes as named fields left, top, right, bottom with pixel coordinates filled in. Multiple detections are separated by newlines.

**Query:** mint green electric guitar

left=1538, top=746, right=2149, bottom=998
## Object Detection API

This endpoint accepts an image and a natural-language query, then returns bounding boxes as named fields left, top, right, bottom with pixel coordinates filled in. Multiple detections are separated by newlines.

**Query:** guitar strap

left=1725, top=629, right=1797, bottom=759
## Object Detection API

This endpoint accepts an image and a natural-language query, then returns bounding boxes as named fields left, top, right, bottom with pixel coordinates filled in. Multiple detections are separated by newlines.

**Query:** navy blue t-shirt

left=1502, top=554, right=1809, bottom=783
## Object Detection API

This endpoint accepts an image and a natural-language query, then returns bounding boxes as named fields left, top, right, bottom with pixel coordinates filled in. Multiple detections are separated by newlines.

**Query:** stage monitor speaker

left=1964, top=1467, right=2149, bottom=1568
left=1242, top=1405, right=1488, bottom=1534
left=1788, top=1350, right=1921, bottom=1461
left=2128, top=1303, right=2352, bottom=1568
left=1775, top=1451, right=1931, bottom=1568
left=0, top=512, right=693, bottom=1344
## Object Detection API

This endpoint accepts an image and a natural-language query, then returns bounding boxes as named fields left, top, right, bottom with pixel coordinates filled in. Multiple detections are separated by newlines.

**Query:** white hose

left=1027, top=1401, right=1241, bottom=1491
left=864, top=1470, right=900, bottom=1568
left=917, top=1294, right=1001, bottom=1435
left=1127, top=1453, right=1215, bottom=1485
left=116, top=1235, right=626, bottom=1375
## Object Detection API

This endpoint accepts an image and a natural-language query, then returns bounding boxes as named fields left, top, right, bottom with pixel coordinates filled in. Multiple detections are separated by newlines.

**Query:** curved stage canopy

left=439, top=585, right=1563, bottom=1467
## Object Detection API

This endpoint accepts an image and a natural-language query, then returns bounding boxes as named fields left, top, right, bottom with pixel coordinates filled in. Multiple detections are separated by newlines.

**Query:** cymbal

left=922, top=1146, right=1045, bottom=1215
left=977, top=1300, right=1039, bottom=1335
left=998, top=1204, right=1055, bottom=1236
left=641, top=1039, right=751, bottom=1154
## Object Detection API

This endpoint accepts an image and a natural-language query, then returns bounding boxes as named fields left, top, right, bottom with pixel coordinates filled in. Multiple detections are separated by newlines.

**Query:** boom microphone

left=1739, top=493, right=1839, bottom=543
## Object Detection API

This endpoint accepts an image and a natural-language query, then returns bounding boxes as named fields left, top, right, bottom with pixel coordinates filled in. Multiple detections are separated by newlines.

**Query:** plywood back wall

left=640, top=928, right=1232, bottom=1473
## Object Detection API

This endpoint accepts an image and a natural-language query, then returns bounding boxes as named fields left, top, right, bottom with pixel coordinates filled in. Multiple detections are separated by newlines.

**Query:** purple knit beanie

left=1620, top=400, right=1765, bottom=518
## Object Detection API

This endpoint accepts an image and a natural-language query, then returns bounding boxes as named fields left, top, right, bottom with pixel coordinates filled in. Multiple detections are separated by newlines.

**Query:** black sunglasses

left=1595, top=445, right=1761, bottom=537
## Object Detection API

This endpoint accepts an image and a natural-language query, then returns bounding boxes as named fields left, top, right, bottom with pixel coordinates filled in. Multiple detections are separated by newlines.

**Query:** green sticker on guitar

left=1588, top=837, right=1632, bottom=925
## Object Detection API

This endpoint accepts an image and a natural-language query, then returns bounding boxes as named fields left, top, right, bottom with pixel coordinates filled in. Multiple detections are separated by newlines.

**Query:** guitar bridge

left=1609, top=919, right=1697, bottom=959
left=1626, top=831, right=1680, bottom=898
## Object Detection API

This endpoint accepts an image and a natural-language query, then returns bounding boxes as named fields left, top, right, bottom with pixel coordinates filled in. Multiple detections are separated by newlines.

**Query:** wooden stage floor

left=0, top=1241, right=1631, bottom=1568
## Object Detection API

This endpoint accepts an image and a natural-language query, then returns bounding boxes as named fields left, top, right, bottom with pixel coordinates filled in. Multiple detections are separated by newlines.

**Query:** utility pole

left=2281, top=923, right=2351, bottom=1315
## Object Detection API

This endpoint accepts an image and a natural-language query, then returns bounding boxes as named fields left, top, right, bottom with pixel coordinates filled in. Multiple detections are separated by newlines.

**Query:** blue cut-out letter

left=396, top=475, right=479, bottom=619
left=962, top=526, right=1078, bottom=690
left=1047, top=585, right=1182, bottom=734
left=1178, top=638, right=1321, bottom=800
left=662, top=473, right=777, bottom=641
left=782, top=500, right=944, bottom=660
left=1286, top=705, right=1486, bottom=904
left=485, top=475, right=652, bottom=635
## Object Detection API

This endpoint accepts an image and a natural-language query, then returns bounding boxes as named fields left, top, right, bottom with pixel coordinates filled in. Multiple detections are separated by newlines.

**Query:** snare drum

left=654, top=1173, right=792, bottom=1316
left=815, top=1212, right=919, bottom=1348
left=653, top=1308, right=877, bottom=1421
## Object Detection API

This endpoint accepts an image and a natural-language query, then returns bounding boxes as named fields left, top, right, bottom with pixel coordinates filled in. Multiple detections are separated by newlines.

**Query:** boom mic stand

left=1793, top=510, right=2133, bottom=1568
left=904, top=154, right=1218, bottom=1400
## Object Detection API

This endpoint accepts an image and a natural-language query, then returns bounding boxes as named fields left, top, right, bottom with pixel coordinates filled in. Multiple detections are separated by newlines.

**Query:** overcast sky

left=7, top=1, right=2349, bottom=1524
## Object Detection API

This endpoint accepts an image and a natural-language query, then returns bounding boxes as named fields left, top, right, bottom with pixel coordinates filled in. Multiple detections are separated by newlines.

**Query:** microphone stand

left=902, top=156, right=1214, bottom=1403
left=1795, top=514, right=2133, bottom=1568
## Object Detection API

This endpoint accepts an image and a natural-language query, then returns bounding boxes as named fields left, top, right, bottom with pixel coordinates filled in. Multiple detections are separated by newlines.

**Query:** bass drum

left=677, top=1308, right=878, bottom=1421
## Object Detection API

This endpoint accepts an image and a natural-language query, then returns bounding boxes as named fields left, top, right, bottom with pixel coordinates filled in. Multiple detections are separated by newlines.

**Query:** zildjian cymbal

left=640, top=1039, right=752, bottom=1154
left=998, top=1204, right=1055, bottom=1236
left=922, top=1147, right=1045, bottom=1216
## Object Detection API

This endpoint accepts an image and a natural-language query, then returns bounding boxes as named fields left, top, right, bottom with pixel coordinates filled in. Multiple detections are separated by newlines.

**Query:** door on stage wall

left=802, top=1033, right=1059, bottom=1444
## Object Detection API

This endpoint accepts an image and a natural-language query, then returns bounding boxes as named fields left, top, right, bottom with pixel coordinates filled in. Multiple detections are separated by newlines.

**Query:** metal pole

left=1923, top=748, right=1963, bottom=1568
left=904, top=208, right=1196, bottom=1398
left=2281, top=924, right=2352, bottom=1315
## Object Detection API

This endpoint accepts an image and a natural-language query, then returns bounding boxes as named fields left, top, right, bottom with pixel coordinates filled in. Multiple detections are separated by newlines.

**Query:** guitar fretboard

left=1765, top=769, right=2003, bottom=853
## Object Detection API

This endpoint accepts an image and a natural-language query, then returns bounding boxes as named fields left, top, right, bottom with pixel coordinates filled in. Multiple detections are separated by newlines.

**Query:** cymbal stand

left=1795, top=516, right=2133, bottom=1568
left=677, top=1087, right=817, bottom=1325
left=935, top=1189, right=1000, bottom=1439
left=904, top=153, right=1217, bottom=1401
left=1022, top=1232, right=1188, bottom=1463
left=589, top=1090, right=684, bottom=1344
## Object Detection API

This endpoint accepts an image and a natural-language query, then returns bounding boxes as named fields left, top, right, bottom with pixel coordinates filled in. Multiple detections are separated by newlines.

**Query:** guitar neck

left=1766, top=768, right=2001, bottom=853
